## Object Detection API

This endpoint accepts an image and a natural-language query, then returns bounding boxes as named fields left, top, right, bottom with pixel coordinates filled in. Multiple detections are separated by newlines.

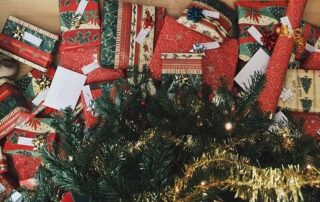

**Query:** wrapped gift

left=302, top=24, right=320, bottom=69
left=291, top=112, right=320, bottom=137
left=258, top=0, right=308, bottom=113
left=80, top=85, right=103, bottom=128
left=278, top=69, right=320, bottom=113
left=0, top=16, right=59, bottom=72
left=114, top=2, right=166, bottom=70
left=237, top=0, right=287, bottom=62
left=150, top=16, right=238, bottom=91
left=0, top=174, right=16, bottom=201
left=0, top=83, right=30, bottom=138
left=61, top=191, right=91, bottom=202
left=177, top=0, right=236, bottom=42
left=59, top=0, right=123, bottom=84
left=3, top=118, right=56, bottom=157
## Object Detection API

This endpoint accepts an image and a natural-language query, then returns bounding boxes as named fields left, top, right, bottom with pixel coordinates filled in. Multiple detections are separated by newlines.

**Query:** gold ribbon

left=36, top=75, right=51, bottom=91
left=12, top=26, right=25, bottom=41
left=276, top=25, right=306, bottom=55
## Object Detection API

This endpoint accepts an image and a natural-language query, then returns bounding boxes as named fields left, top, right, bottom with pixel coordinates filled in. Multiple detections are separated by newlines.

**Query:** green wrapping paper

left=100, top=0, right=118, bottom=67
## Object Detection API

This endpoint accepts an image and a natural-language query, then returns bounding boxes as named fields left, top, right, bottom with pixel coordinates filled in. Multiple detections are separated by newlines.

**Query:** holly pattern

left=60, top=12, right=74, bottom=30
left=100, top=0, right=118, bottom=67
left=2, top=19, right=58, bottom=54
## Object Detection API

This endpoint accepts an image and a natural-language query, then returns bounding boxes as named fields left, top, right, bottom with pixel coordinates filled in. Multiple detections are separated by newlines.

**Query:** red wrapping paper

left=80, top=88, right=102, bottom=128
left=291, top=112, right=320, bottom=138
left=303, top=53, right=320, bottom=69
left=150, top=16, right=238, bottom=91
left=258, top=0, right=308, bottom=112
left=0, top=34, right=54, bottom=68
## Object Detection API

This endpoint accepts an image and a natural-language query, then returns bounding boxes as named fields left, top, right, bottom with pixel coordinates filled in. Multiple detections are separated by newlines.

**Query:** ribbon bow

left=72, top=13, right=82, bottom=29
left=12, top=26, right=25, bottom=41
left=191, top=44, right=207, bottom=54
left=36, top=75, right=51, bottom=91
left=32, top=133, right=47, bottom=151
left=187, top=6, right=205, bottom=23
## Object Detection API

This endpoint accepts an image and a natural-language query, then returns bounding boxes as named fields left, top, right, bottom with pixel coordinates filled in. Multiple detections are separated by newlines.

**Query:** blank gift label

left=247, top=26, right=263, bottom=45
left=75, top=0, right=89, bottom=15
left=234, top=48, right=270, bottom=90
left=44, top=66, right=87, bottom=110
left=135, top=27, right=151, bottom=44
left=202, top=10, right=220, bottom=19
left=17, top=137, right=34, bottom=146
left=23, top=32, right=42, bottom=47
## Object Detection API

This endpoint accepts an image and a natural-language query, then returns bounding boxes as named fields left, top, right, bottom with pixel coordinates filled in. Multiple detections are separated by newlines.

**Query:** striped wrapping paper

left=161, top=53, right=203, bottom=75
left=0, top=16, right=59, bottom=72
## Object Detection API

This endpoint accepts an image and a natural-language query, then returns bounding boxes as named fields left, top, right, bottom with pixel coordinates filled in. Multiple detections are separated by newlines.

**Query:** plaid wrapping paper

left=114, top=2, right=166, bottom=70
left=278, top=69, right=320, bottom=113
left=150, top=16, right=238, bottom=92
left=0, top=16, right=59, bottom=72
left=59, top=0, right=124, bottom=84
left=258, top=0, right=308, bottom=113
left=237, top=0, right=287, bottom=62
left=0, top=83, right=30, bottom=139
left=177, top=0, right=235, bottom=42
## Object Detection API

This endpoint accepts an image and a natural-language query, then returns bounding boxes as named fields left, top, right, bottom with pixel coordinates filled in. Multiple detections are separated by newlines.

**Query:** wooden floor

left=0, top=0, right=319, bottom=78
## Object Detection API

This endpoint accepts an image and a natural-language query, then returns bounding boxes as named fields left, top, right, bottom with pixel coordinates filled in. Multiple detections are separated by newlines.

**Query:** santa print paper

left=258, top=0, right=308, bottom=113
left=150, top=16, right=238, bottom=91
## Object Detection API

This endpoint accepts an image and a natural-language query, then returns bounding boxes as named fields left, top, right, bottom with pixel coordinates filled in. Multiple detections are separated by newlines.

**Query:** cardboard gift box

left=150, top=16, right=238, bottom=92
left=0, top=83, right=30, bottom=138
left=278, top=69, right=320, bottom=113
left=177, top=0, right=236, bottom=42
left=0, top=16, right=59, bottom=72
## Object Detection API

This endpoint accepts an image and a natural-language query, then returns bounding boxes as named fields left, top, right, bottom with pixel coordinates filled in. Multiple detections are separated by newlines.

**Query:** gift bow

left=72, top=13, right=82, bottom=29
left=12, top=26, right=25, bottom=41
left=277, top=25, right=306, bottom=55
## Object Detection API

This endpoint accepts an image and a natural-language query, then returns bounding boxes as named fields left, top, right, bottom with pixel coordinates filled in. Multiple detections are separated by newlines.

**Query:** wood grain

left=0, top=0, right=319, bottom=78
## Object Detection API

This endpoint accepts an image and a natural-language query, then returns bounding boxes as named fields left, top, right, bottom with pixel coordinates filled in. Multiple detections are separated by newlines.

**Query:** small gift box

left=80, top=85, right=103, bottom=128
left=0, top=83, right=30, bottom=138
left=177, top=0, right=236, bottom=42
left=59, top=0, right=124, bottom=84
left=0, top=16, right=59, bottom=72
left=278, top=69, right=320, bottom=113
left=237, top=0, right=287, bottom=62
left=4, top=118, right=56, bottom=189
left=150, top=16, right=238, bottom=92
left=114, top=2, right=166, bottom=69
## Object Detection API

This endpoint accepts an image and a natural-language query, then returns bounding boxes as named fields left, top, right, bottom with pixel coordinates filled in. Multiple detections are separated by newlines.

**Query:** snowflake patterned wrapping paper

left=278, top=69, right=320, bottom=113
left=114, top=2, right=166, bottom=70
left=59, top=0, right=124, bottom=84
left=150, top=16, right=238, bottom=92
left=0, top=16, right=59, bottom=72
left=237, top=0, right=287, bottom=62
left=258, top=0, right=308, bottom=113
left=177, top=0, right=236, bottom=42
left=0, top=83, right=30, bottom=139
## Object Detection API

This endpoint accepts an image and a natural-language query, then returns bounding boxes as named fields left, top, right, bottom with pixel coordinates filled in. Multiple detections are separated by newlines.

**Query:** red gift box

left=80, top=86, right=103, bottom=128
left=150, top=16, right=238, bottom=91
left=0, top=83, right=30, bottom=138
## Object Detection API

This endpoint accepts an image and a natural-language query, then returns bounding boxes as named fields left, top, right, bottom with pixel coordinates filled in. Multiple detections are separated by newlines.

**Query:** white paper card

left=32, top=88, right=49, bottom=106
left=82, top=62, right=100, bottom=75
left=280, top=16, right=293, bottom=33
left=306, top=43, right=320, bottom=53
left=75, top=0, right=89, bottom=15
left=23, top=32, right=42, bottom=47
left=135, top=27, right=151, bottom=44
left=10, top=190, right=23, bottom=202
left=44, top=66, right=87, bottom=110
left=202, top=10, right=220, bottom=19
left=234, top=48, right=270, bottom=90
left=17, top=137, right=34, bottom=146
left=248, top=26, right=263, bottom=45
left=0, top=183, right=5, bottom=192
left=201, top=41, right=220, bottom=49
left=82, top=85, right=93, bottom=110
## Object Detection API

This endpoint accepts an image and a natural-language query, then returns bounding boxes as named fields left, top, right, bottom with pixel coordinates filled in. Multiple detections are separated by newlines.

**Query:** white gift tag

left=234, top=48, right=270, bottom=90
left=280, top=16, right=293, bottom=33
left=32, top=88, right=49, bottom=106
left=23, top=32, right=42, bottom=47
left=17, top=137, right=34, bottom=146
left=10, top=190, right=23, bottom=202
left=0, top=183, right=5, bottom=192
left=202, top=10, right=220, bottom=19
left=306, top=43, right=320, bottom=53
left=82, top=61, right=100, bottom=75
left=135, top=27, right=151, bottom=44
left=75, top=0, right=89, bottom=15
left=202, top=41, right=220, bottom=49
left=82, top=85, right=93, bottom=110
left=247, top=26, right=263, bottom=45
